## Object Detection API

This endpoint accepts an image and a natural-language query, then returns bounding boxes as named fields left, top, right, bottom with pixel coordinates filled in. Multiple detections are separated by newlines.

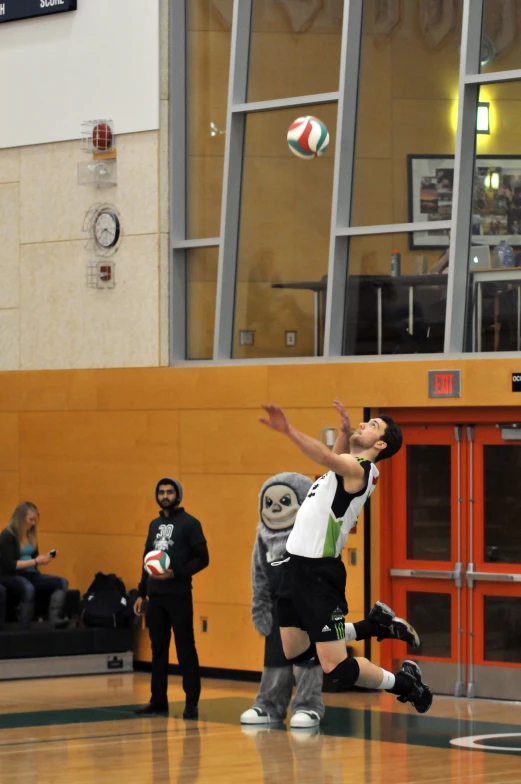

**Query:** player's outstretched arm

left=259, top=404, right=365, bottom=480
left=332, top=398, right=353, bottom=455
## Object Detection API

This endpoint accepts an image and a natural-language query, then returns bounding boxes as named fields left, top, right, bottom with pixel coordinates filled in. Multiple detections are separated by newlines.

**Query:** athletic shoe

left=183, top=706, right=199, bottom=720
left=396, top=660, right=433, bottom=714
left=240, top=707, right=279, bottom=725
left=368, top=600, right=420, bottom=649
left=289, top=710, right=321, bottom=729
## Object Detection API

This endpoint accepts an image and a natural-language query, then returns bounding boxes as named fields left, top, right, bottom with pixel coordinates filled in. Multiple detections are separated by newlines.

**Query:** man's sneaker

left=289, top=710, right=321, bottom=729
left=396, top=660, right=433, bottom=714
left=240, top=707, right=279, bottom=725
left=368, top=600, right=420, bottom=649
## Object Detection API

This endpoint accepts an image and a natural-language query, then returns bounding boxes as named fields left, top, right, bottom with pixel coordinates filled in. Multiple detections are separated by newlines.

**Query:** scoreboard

left=0, top=0, right=77, bottom=24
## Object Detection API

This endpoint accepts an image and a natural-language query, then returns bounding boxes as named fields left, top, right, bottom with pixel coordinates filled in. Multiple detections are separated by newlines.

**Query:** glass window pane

left=406, top=445, right=452, bottom=561
left=247, top=0, right=343, bottom=103
left=484, top=445, right=521, bottom=564
left=233, top=105, right=337, bottom=359
left=351, top=0, right=462, bottom=227
left=465, top=82, right=521, bottom=353
left=484, top=596, right=521, bottom=663
left=481, top=2, right=521, bottom=75
left=187, top=247, right=218, bottom=360
left=187, top=0, right=232, bottom=238
left=406, top=591, right=452, bottom=658
left=343, top=233, right=447, bottom=356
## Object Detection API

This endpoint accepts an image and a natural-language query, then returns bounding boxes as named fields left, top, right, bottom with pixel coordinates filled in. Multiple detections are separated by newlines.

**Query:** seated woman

left=0, top=502, right=69, bottom=629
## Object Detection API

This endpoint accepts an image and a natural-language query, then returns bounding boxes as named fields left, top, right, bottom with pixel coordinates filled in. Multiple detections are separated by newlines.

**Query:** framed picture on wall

left=407, top=154, right=521, bottom=249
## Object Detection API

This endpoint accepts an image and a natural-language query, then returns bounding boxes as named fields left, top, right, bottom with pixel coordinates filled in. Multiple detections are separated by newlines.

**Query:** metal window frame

left=169, top=0, right=187, bottom=362
left=171, top=0, right=516, bottom=364
left=212, top=0, right=253, bottom=360
left=443, top=0, right=483, bottom=353
left=323, top=0, right=363, bottom=357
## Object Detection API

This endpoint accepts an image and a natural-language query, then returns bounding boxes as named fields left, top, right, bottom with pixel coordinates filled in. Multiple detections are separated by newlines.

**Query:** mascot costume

left=240, top=472, right=324, bottom=729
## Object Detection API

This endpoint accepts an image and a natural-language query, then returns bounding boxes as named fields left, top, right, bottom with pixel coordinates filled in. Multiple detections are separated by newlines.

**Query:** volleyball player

left=259, top=404, right=432, bottom=714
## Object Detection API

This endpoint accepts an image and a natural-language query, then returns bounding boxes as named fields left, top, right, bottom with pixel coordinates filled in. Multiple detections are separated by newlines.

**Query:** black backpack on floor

left=82, top=572, right=131, bottom=629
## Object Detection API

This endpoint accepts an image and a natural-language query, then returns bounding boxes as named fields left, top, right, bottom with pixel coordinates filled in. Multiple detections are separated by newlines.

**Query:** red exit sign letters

left=428, top=370, right=461, bottom=398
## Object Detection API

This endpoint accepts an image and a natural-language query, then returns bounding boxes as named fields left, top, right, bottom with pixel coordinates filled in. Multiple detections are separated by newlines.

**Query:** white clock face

left=94, top=210, right=120, bottom=249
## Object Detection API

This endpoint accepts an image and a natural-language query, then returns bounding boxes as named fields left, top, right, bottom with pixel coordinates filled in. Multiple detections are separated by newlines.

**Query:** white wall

left=0, top=0, right=159, bottom=148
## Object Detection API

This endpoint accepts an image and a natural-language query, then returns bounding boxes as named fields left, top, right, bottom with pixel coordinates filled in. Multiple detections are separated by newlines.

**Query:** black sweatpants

left=147, top=591, right=200, bottom=708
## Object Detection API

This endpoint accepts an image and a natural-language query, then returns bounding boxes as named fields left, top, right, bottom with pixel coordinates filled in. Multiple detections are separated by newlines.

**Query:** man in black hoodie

left=134, top=478, right=209, bottom=719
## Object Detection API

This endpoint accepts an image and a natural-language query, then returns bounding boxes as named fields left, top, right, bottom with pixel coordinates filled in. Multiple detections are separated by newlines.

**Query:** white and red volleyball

left=144, top=550, right=171, bottom=576
left=287, top=116, right=329, bottom=159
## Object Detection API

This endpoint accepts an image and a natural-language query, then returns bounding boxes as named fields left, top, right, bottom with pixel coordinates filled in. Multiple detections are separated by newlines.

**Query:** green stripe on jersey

left=323, top=514, right=342, bottom=558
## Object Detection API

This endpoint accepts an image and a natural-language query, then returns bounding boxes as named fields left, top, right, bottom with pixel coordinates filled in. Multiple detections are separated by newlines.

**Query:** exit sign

left=0, top=0, right=77, bottom=24
left=428, top=370, right=461, bottom=398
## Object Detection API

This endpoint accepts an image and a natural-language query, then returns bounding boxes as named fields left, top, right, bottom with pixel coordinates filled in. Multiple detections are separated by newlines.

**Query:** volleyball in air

left=287, top=116, right=330, bottom=159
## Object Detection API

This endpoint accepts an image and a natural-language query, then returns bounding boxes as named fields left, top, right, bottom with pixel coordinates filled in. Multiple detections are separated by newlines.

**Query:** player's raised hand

left=333, top=398, right=352, bottom=434
left=259, top=404, right=291, bottom=434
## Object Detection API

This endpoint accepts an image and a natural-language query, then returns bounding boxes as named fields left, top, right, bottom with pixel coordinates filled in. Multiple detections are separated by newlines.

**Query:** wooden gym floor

left=1, top=673, right=521, bottom=783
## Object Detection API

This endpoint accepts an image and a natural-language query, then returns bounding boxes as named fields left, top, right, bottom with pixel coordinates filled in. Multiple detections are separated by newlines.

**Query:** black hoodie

left=137, top=480, right=209, bottom=598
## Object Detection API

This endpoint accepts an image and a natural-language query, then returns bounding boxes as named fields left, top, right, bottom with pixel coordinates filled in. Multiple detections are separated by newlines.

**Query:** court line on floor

left=2, top=697, right=521, bottom=757
left=0, top=726, right=236, bottom=755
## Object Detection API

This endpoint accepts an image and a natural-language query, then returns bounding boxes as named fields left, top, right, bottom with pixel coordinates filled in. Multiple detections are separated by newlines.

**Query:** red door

left=380, top=410, right=521, bottom=699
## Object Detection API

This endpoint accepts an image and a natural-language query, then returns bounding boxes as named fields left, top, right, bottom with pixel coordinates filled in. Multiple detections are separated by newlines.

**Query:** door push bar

left=390, top=564, right=521, bottom=588
left=390, top=563, right=464, bottom=588
left=466, top=563, right=521, bottom=587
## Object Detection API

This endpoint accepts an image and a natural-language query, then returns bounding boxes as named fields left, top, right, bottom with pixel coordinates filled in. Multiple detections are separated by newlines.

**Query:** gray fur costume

left=248, top=472, right=324, bottom=721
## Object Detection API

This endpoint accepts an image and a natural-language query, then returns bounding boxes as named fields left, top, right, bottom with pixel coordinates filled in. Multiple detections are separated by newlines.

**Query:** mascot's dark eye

left=280, top=495, right=292, bottom=506
left=265, top=498, right=273, bottom=508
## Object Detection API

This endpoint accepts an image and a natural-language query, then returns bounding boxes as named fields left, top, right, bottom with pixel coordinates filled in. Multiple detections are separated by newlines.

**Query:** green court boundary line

left=1, top=698, right=521, bottom=756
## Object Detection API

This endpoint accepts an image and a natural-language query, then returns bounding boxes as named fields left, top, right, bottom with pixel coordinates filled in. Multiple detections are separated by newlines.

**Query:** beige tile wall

left=0, top=130, right=162, bottom=370
left=0, top=0, right=171, bottom=371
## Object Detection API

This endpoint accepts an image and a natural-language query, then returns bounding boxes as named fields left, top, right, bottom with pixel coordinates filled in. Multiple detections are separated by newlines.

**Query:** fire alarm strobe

left=81, top=119, right=117, bottom=158
left=92, top=122, right=113, bottom=153
left=87, top=260, right=116, bottom=290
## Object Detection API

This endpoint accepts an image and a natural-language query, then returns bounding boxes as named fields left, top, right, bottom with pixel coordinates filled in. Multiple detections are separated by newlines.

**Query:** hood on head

left=258, top=472, right=312, bottom=531
left=155, top=477, right=183, bottom=506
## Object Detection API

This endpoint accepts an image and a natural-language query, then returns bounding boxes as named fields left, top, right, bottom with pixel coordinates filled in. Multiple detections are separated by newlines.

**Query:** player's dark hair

left=375, top=415, right=403, bottom=462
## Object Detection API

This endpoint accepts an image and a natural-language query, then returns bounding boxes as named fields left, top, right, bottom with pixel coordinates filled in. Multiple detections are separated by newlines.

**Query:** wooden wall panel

left=19, top=412, right=179, bottom=537
left=179, top=408, right=343, bottom=476
left=0, top=472, right=20, bottom=525
left=94, top=366, right=269, bottom=411
left=36, top=531, right=145, bottom=599
left=180, top=473, right=280, bottom=607
left=1, top=359, right=521, bottom=670
left=0, top=413, right=18, bottom=471
left=135, top=601, right=265, bottom=672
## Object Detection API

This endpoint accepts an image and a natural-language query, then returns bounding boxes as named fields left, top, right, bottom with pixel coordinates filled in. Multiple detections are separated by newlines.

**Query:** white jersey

left=286, top=459, right=379, bottom=559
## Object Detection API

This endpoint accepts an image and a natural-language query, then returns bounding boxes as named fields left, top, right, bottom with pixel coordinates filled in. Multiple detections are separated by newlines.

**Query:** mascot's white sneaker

left=240, top=707, right=280, bottom=725
left=289, top=710, right=321, bottom=729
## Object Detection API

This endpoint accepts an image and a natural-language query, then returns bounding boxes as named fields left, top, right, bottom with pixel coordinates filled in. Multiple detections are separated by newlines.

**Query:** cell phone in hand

left=49, top=549, right=57, bottom=558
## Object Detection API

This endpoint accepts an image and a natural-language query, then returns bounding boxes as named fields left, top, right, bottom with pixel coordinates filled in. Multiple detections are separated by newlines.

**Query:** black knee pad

left=288, top=643, right=317, bottom=664
left=329, top=657, right=360, bottom=689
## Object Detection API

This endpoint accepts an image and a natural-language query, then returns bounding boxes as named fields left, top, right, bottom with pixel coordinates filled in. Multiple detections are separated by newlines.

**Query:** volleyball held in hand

left=287, top=115, right=329, bottom=159
left=144, top=550, right=171, bottom=576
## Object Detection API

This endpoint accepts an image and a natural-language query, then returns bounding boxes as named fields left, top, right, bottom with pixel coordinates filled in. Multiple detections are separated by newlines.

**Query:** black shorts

left=276, top=554, right=348, bottom=643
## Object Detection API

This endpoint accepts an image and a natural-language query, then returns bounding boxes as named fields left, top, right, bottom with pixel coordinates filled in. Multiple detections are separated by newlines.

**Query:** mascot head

left=259, top=472, right=312, bottom=531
